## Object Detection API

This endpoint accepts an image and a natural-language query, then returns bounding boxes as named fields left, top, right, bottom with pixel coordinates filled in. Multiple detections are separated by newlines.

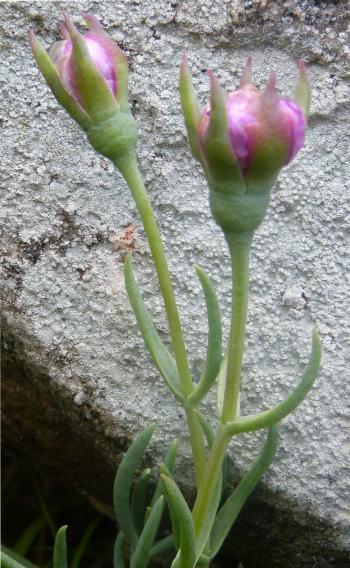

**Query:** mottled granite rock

left=1, top=1, right=349, bottom=566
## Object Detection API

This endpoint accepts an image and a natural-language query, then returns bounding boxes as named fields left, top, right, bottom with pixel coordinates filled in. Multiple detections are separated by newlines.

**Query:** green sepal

left=64, top=16, right=119, bottom=123
left=294, top=60, right=311, bottom=119
left=87, top=113, right=137, bottom=161
left=113, top=532, right=126, bottom=568
left=160, top=475, right=196, bottom=568
left=53, top=525, right=68, bottom=568
left=225, top=327, right=321, bottom=436
left=29, top=32, right=91, bottom=130
left=179, top=55, right=201, bottom=161
left=124, top=253, right=185, bottom=403
left=131, top=468, right=152, bottom=535
left=83, top=14, right=130, bottom=112
left=210, top=426, right=278, bottom=558
left=243, top=75, right=289, bottom=198
left=114, top=425, right=156, bottom=551
left=131, top=496, right=165, bottom=568
left=187, top=265, right=222, bottom=407
left=203, top=72, right=244, bottom=189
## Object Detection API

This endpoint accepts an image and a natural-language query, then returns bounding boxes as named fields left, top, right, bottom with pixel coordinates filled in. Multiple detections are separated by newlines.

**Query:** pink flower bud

left=49, top=31, right=117, bottom=104
left=181, top=56, right=311, bottom=234
left=198, top=73, right=306, bottom=175
left=30, top=15, right=137, bottom=161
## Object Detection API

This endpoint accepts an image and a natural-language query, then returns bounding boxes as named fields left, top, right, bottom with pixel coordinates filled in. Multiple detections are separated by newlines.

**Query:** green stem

left=221, top=232, right=252, bottom=424
left=114, top=152, right=206, bottom=485
left=192, top=425, right=228, bottom=537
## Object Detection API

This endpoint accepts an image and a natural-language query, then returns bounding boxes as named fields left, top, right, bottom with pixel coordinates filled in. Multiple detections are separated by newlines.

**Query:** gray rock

left=1, top=1, right=350, bottom=566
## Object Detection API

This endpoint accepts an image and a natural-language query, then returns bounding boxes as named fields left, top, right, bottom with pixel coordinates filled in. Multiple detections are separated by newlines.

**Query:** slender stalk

left=221, top=232, right=252, bottom=424
left=114, top=152, right=206, bottom=485
left=192, top=425, right=228, bottom=536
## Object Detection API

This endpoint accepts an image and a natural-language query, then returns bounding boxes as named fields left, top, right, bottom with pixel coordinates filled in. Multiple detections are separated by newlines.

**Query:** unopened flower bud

left=30, top=14, right=137, bottom=163
left=180, top=56, right=310, bottom=235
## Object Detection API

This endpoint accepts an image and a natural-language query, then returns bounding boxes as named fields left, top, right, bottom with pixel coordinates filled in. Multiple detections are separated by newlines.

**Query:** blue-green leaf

left=53, top=525, right=68, bottom=568
left=149, top=534, right=174, bottom=557
left=125, top=254, right=184, bottom=403
left=187, top=266, right=222, bottom=407
left=131, top=496, right=164, bottom=568
left=113, top=532, right=125, bottom=568
left=131, top=468, right=152, bottom=535
left=225, top=328, right=321, bottom=436
left=151, top=439, right=178, bottom=506
left=160, top=475, right=196, bottom=568
left=210, top=426, right=278, bottom=558
left=114, top=425, right=156, bottom=550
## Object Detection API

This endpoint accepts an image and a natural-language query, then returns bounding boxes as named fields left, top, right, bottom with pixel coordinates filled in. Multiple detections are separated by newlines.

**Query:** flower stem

left=114, top=152, right=206, bottom=485
left=221, top=232, right=252, bottom=424
left=192, top=425, right=228, bottom=535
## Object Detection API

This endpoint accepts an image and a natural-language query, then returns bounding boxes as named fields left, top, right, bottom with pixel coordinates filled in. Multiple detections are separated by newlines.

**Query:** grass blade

left=131, top=469, right=152, bottom=535
left=1, top=545, right=39, bottom=568
left=53, top=525, right=68, bottom=568
left=114, top=425, right=156, bottom=550
left=131, top=496, right=164, bottom=568
left=71, top=517, right=100, bottom=568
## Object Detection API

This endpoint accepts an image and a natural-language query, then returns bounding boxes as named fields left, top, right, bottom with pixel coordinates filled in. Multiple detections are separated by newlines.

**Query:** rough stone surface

left=1, top=1, right=350, bottom=566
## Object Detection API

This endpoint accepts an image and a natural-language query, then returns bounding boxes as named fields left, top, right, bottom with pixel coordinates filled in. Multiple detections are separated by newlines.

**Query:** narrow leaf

left=14, top=516, right=46, bottom=556
left=188, top=265, right=222, bottom=407
left=131, top=496, right=164, bottom=568
left=0, top=546, right=39, bottom=568
left=150, top=534, right=174, bottom=557
left=131, top=468, right=152, bottom=535
left=34, top=476, right=56, bottom=537
left=210, top=426, right=278, bottom=558
left=151, top=439, right=178, bottom=506
left=125, top=254, right=184, bottom=403
left=114, top=425, right=156, bottom=550
left=71, top=517, right=100, bottom=568
left=160, top=475, right=196, bottom=568
left=53, top=525, right=68, bottom=568
left=225, top=327, right=321, bottom=436
left=159, top=464, right=180, bottom=550
left=195, top=410, right=215, bottom=448
left=179, top=54, right=201, bottom=160
left=113, top=532, right=125, bottom=568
